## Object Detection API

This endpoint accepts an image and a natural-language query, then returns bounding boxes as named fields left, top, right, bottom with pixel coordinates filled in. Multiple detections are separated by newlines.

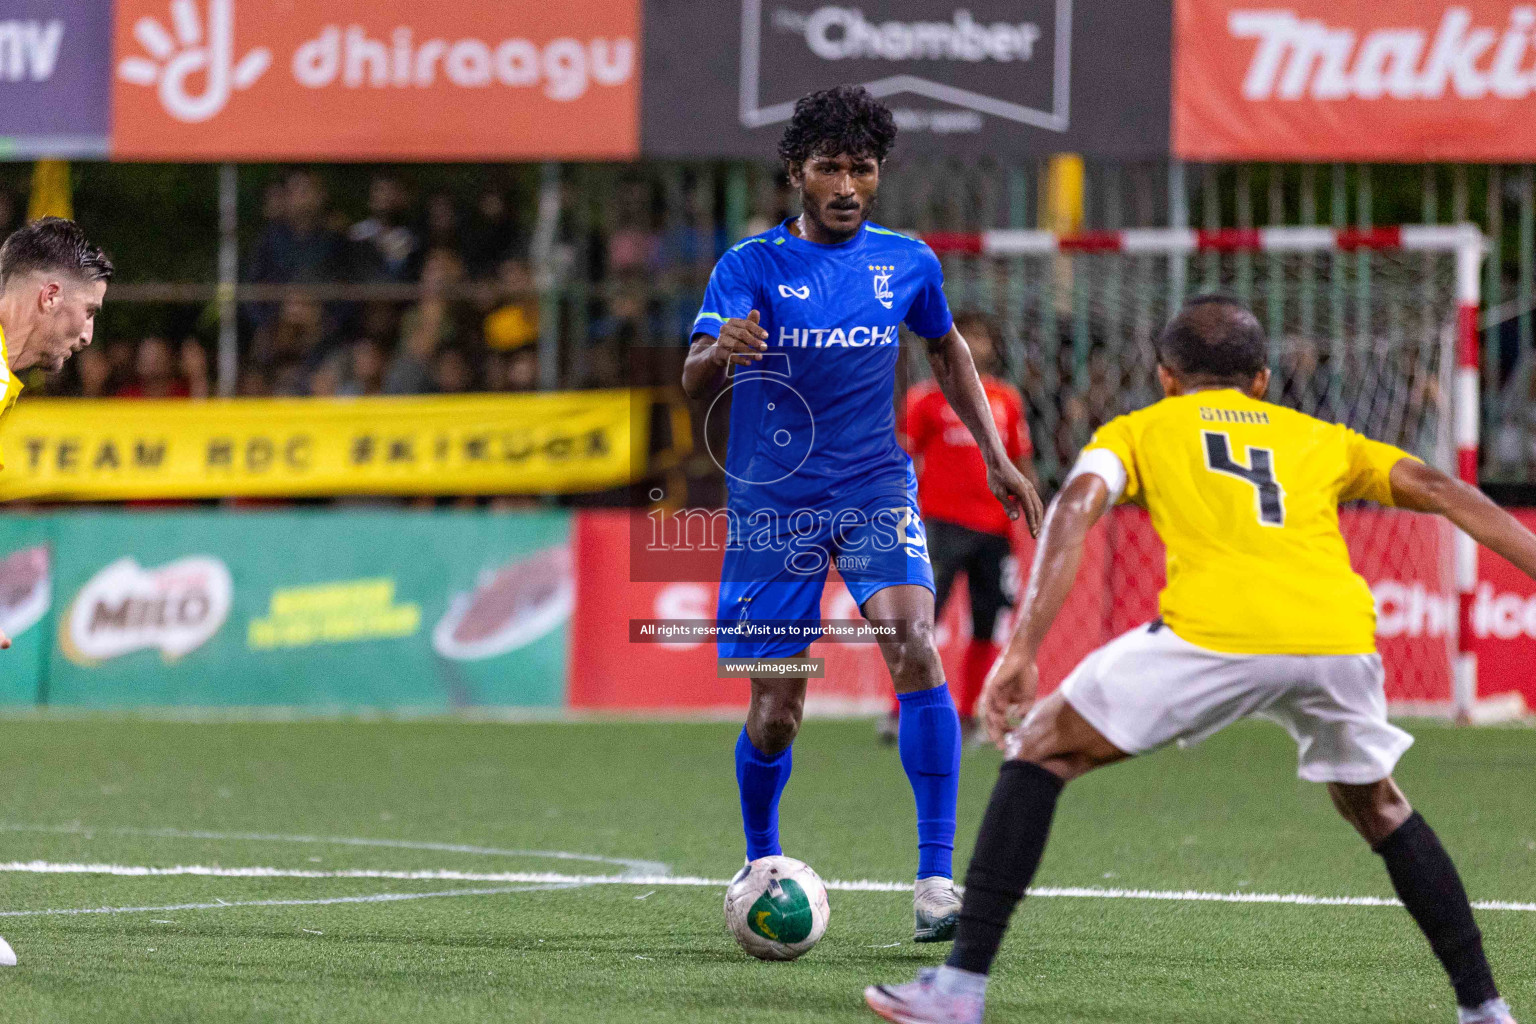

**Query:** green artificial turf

left=0, top=716, right=1531, bottom=1023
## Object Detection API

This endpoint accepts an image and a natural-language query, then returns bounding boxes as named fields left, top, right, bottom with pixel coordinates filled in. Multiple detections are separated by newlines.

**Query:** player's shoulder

left=864, top=222, right=940, bottom=263
left=715, top=225, right=786, bottom=270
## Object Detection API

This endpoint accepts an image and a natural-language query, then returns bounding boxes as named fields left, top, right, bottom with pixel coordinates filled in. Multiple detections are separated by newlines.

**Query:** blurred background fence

left=5, top=159, right=1535, bottom=496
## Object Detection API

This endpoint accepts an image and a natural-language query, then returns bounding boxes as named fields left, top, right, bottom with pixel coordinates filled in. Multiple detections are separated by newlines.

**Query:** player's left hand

left=981, top=647, right=1037, bottom=748
left=986, top=460, right=1045, bottom=538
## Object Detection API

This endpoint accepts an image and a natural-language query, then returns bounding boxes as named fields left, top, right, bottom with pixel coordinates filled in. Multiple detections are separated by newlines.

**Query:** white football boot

left=913, top=876, right=962, bottom=943
left=0, top=935, right=16, bottom=966
left=865, top=968, right=984, bottom=1024
left=1460, top=999, right=1518, bottom=1024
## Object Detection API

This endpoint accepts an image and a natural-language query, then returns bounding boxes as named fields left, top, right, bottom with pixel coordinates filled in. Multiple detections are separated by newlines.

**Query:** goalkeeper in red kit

left=881, top=313, right=1038, bottom=744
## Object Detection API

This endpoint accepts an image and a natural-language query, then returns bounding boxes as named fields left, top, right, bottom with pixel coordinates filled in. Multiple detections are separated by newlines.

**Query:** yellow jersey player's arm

left=1388, top=458, right=1536, bottom=580
left=979, top=465, right=1115, bottom=745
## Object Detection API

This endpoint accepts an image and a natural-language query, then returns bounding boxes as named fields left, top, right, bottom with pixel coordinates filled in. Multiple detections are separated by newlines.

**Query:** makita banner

left=1175, top=0, right=1536, bottom=160
left=641, top=0, right=1171, bottom=158
left=0, top=0, right=111, bottom=158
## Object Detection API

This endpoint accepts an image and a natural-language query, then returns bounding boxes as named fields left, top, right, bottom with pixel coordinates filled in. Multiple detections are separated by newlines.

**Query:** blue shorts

left=716, top=484, right=936, bottom=660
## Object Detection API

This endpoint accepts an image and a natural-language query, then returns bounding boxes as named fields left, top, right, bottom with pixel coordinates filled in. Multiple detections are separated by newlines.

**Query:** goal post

left=920, top=224, right=1486, bottom=719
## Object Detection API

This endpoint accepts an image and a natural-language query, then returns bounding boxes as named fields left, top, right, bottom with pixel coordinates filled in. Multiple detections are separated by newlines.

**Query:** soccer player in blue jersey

left=682, top=86, right=1044, bottom=942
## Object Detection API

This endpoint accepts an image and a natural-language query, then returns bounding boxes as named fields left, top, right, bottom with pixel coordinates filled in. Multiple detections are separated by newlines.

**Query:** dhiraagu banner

left=43, top=509, right=572, bottom=710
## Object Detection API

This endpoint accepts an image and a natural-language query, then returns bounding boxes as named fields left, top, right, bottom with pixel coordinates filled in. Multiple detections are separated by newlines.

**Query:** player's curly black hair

left=777, top=85, right=898, bottom=168
left=1157, top=294, right=1267, bottom=386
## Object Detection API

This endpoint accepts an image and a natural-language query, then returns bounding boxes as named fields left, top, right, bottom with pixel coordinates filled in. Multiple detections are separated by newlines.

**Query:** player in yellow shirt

left=0, top=217, right=113, bottom=652
left=0, top=218, right=111, bottom=969
left=865, top=295, right=1536, bottom=1024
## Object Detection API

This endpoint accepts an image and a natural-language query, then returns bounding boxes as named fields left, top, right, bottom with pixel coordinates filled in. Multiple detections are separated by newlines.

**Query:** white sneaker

left=865, top=968, right=984, bottom=1024
left=0, top=935, right=16, bottom=966
left=913, top=876, right=962, bottom=943
left=1459, top=998, right=1517, bottom=1024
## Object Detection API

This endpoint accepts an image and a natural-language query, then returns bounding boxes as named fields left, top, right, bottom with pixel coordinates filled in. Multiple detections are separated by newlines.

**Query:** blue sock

left=897, top=685, right=962, bottom=879
left=735, top=728, right=792, bottom=860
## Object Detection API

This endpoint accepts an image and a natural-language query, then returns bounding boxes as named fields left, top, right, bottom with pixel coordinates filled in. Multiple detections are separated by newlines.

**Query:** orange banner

left=110, top=0, right=638, bottom=160
left=1175, top=0, right=1536, bottom=161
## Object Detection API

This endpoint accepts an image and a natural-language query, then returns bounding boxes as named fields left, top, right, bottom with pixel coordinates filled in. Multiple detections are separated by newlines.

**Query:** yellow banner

left=0, top=391, right=648, bottom=500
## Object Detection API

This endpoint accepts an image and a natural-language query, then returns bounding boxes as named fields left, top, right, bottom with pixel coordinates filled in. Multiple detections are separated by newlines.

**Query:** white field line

left=0, top=824, right=668, bottom=877
left=4, top=861, right=1536, bottom=913
left=0, top=883, right=576, bottom=918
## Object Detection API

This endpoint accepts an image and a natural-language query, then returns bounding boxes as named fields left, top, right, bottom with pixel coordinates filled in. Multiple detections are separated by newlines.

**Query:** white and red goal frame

left=922, top=224, right=1487, bottom=719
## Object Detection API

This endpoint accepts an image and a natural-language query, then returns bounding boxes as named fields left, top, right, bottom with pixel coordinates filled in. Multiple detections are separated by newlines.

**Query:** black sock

left=1374, top=811, right=1499, bottom=1009
left=946, top=760, right=1064, bottom=975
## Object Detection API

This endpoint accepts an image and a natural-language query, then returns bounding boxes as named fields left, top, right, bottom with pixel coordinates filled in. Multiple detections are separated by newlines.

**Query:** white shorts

left=1058, top=621, right=1414, bottom=784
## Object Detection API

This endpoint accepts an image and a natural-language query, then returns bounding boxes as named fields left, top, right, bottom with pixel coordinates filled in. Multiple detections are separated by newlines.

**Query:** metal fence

left=6, top=159, right=1536, bottom=483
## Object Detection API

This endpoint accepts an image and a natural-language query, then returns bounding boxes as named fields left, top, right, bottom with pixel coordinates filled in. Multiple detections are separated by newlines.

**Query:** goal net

left=918, top=226, right=1482, bottom=715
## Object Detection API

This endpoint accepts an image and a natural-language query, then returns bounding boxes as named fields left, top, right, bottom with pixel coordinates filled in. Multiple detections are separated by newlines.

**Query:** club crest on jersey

left=778, top=284, right=810, bottom=299
left=868, top=264, right=895, bottom=309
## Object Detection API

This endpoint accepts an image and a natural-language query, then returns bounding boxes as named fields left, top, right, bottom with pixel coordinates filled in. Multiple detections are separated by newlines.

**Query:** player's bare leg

left=1329, top=778, right=1515, bottom=1024
left=864, top=584, right=965, bottom=942
left=866, top=691, right=1127, bottom=1022
left=735, top=659, right=810, bottom=861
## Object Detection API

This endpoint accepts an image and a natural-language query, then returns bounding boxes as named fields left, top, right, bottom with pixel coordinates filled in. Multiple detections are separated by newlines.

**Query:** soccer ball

left=724, top=855, right=830, bottom=961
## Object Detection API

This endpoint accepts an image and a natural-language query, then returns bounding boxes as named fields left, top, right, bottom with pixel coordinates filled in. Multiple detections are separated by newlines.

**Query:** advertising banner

left=1466, top=510, right=1536, bottom=701
left=0, top=0, right=111, bottom=158
left=568, top=509, right=1103, bottom=711
left=641, top=0, right=1171, bottom=159
left=110, top=0, right=640, bottom=160
left=569, top=507, right=1479, bottom=712
left=41, top=509, right=572, bottom=710
left=0, top=516, right=52, bottom=704
left=0, top=391, right=645, bottom=500
left=1175, top=0, right=1536, bottom=161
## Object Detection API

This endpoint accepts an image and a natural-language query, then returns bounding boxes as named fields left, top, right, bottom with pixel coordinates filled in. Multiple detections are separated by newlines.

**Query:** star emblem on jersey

left=778, top=284, right=811, bottom=299
left=869, top=264, right=895, bottom=309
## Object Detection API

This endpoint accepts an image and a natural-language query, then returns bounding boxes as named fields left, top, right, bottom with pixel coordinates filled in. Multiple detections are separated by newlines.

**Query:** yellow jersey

left=1083, top=388, right=1413, bottom=656
left=0, top=325, right=21, bottom=469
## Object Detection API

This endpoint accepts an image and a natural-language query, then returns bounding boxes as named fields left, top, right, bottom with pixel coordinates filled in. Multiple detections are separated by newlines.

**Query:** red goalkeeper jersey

left=901, top=376, right=1031, bottom=537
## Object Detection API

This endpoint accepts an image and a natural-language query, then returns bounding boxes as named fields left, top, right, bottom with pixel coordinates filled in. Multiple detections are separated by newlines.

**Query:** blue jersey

left=691, top=218, right=953, bottom=512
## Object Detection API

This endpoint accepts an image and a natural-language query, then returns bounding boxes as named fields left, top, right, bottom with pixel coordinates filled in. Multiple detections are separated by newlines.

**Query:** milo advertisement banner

left=0, top=516, right=52, bottom=705
left=4, top=509, right=572, bottom=710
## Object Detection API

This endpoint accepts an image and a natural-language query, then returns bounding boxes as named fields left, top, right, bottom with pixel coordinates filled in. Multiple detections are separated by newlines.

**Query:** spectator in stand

left=431, top=346, right=475, bottom=394
left=482, top=257, right=539, bottom=354
left=113, top=337, right=209, bottom=399
left=249, top=170, right=347, bottom=287
left=247, top=170, right=347, bottom=352
left=485, top=345, right=540, bottom=392
left=422, top=191, right=460, bottom=253
left=103, top=339, right=135, bottom=390
left=348, top=174, right=419, bottom=283
left=607, top=180, right=657, bottom=274
left=308, top=351, right=346, bottom=397
left=882, top=312, right=1038, bottom=745
left=385, top=248, right=465, bottom=394
left=463, top=187, right=522, bottom=278
left=256, top=296, right=327, bottom=370
left=338, top=338, right=388, bottom=397
left=76, top=346, right=113, bottom=398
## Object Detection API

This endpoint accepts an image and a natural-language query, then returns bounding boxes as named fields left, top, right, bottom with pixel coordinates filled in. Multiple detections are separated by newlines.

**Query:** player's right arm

left=1388, top=459, right=1536, bottom=579
left=681, top=249, right=769, bottom=400
left=981, top=468, right=1114, bottom=745
left=682, top=313, right=768, bottom=399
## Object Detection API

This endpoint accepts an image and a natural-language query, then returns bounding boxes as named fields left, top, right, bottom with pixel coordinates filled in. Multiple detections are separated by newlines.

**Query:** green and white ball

left=724, top=856, right=830, bottom=961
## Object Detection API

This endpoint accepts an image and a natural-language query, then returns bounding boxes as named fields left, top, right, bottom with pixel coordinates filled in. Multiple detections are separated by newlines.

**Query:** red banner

left=1174, top=0, right=1536, bottom=161
left=111, top=0, right=639, bottom=160
left=571, top=506, right=1489, bottom=712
